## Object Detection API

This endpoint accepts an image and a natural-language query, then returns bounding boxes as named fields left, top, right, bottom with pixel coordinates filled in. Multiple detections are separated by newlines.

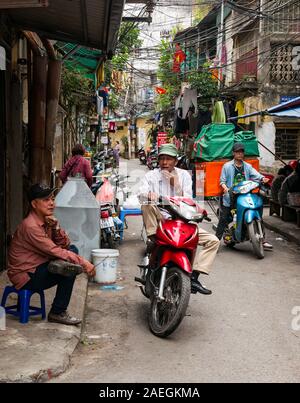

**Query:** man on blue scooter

left=215, top=143, right=273, bottom=250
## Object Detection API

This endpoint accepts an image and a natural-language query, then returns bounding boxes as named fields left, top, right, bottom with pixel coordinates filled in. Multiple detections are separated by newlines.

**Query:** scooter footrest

left=134, top=276, right=146, bottom=285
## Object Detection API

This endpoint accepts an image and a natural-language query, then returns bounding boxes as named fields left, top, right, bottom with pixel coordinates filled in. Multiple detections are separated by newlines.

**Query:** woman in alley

left=59, top=144, right=93, bottom=188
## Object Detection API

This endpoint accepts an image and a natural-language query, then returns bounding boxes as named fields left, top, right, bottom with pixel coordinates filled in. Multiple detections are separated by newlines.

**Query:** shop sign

left=280, top=95, right=299, bottom=104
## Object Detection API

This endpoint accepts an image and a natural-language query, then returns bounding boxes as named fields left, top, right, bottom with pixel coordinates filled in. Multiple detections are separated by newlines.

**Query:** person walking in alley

left=113, top=141, right=121, bottom=167
left=8, top=184, right=96, bottom=325
left=215, top=143, right=273, bottom=250
left=59, top=144, right=93, bottom=187
left=138, top=143, right=220, bottom=295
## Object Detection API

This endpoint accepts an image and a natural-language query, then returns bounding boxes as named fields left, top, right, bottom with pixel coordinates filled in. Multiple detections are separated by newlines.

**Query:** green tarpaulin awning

left=55, top=42, right=104, bottom=83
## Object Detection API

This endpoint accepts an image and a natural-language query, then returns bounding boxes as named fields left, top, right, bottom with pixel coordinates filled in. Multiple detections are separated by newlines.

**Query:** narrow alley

left=52, top=159, right=300, bottom=383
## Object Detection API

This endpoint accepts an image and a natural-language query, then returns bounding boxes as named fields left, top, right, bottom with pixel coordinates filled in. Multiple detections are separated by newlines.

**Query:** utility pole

left=217, top=0, right=225, bottom=88
left=197, top=27, right=200, bottom=71
left=128, top=61, right=134, bottom=160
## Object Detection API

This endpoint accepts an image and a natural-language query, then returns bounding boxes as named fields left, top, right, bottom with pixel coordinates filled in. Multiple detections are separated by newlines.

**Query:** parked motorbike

left=105, top=148, right=115, bottom=172
left=146, top=149, right=158, bottom=170
left=92, top=149, right=115, bottom=177
left=99, top=202, right=120, bottom=248
left=93, top=172, right=129, bottom=247
left=91, top=179, right=104, bottom=195
left=92, top=151, right=106, bottom=179
left=138, top=147, right=147, bottom=165
left=223, top=180, right=267, bottom=259
left=176, top=154, right=190, bottom=170
left=135, top=196, right=211, bottom=338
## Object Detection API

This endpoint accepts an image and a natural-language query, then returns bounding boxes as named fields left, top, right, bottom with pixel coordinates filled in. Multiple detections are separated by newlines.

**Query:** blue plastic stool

left=1, top=286, right=46, bottom=324
left=119, top=207, right=142, bottom=241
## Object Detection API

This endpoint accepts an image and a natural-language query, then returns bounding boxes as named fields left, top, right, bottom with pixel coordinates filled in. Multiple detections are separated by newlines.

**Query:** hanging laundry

left=109, top=121, right=116, bottom=132
left=154, top=112, right=161, bottom=123
left=210, top=68, right=219, bottom=81
left=196, top=109, right=212, bottom=134
left=228, top=99, right=238, bottom=130
left=98, top=87, right=109, bottom=108
left=235, top=100, right=245, bottom=124
left=111, top=70, right=125, bottom=93
left=219, top=44, right=227, bottom=82
left=96, top=62, right=105, bottom=89
left=174, top=107, right=189, bottom=134
left=243, top=96, right=262, bottom=126
left=212, top=101, right=226, bottom=124
left=182, top=88, right=197, bottom=118
left=96, top=96, right=103, bottom=115
left=222, top=100, right=231, bottom=122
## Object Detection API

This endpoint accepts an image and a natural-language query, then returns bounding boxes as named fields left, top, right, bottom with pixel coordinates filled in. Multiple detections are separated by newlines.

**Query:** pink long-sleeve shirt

left=59, top=155, right=93, bottom=188
left=8, top=211, right=86, bottom=289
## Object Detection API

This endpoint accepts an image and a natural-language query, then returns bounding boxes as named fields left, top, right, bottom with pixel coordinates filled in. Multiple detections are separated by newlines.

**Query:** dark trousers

left=21, top=245, right=79, bottom=315
left=215, top=206, right=232, bottom=240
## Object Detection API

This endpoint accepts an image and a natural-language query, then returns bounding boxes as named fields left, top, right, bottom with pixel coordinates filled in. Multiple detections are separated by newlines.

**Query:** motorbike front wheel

left=247, top=220, right=264, bottom=259
left=148, top=267, right=191, bottom=338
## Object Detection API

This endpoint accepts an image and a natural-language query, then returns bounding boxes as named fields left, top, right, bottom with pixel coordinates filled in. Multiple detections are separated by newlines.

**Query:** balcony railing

left=265, top=1, right=300, bottom=34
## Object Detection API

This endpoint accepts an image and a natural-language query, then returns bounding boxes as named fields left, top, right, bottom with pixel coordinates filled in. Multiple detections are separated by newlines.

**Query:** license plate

left=100, top=217, right=114, bottom=229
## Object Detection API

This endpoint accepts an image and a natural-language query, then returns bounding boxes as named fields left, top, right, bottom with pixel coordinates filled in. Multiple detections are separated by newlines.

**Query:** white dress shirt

left=138, top=167, right=193, bottom=199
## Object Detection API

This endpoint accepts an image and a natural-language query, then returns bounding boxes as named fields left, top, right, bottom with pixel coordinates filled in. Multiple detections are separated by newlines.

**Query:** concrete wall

left=257, top=121, right=276, bottom=169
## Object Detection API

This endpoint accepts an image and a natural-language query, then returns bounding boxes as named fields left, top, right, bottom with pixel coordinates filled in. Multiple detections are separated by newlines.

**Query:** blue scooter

left=223, top=180, right=266, bottom=259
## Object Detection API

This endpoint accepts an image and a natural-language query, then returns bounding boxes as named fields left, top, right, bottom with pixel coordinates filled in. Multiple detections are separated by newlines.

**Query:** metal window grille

left=275, top=128, right=300, bottom=160
left=270, top=44, right=300, bottom=83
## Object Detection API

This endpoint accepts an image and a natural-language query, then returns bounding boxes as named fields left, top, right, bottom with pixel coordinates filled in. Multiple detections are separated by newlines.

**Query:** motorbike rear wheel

left=148, top=267, right=191, bottom=338
left=102, top=231, right=115, bottom=249
left=247, top=220, right=264, bottom=259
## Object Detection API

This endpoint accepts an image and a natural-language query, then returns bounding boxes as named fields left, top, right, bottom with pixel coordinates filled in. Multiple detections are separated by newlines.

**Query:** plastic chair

left=1, top=286, right=46, bottom=324
left=119, top=207, right=142, bottom=241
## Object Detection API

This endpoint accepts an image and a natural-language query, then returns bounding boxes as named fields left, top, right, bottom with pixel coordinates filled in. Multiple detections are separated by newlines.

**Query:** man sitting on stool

left=8, top=184, right=96, bottom=325
left=138, top=143, right=220, bottom=295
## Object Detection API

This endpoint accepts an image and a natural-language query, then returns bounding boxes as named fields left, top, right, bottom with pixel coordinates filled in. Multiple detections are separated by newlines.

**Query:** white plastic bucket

left=92, top=249, right=119, bottom=284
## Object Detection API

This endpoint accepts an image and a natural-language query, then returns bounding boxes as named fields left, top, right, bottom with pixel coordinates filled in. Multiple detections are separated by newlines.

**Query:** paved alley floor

left=51, top=159, right=300, bottom=383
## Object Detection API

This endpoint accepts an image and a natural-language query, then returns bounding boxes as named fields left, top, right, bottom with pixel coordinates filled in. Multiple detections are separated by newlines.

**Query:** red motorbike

left=135, top=196, right=211, bottom=338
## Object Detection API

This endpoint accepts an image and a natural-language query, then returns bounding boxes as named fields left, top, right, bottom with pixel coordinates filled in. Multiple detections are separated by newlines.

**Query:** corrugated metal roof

left=6, top=0, right=125, bottom=54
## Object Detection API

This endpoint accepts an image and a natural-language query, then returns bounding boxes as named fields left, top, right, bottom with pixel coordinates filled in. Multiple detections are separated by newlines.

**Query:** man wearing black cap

left=8, top=184, right=96, bottom=325
left=215, top=143, right=272, bottom=249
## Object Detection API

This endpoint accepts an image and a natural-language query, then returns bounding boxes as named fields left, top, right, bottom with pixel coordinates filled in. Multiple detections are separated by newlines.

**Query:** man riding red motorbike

left=136, top=144, right=220, bottom=337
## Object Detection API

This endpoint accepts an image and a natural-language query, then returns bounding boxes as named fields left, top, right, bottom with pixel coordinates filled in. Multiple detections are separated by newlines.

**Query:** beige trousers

left=141, top=205, right=220, bottom=275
